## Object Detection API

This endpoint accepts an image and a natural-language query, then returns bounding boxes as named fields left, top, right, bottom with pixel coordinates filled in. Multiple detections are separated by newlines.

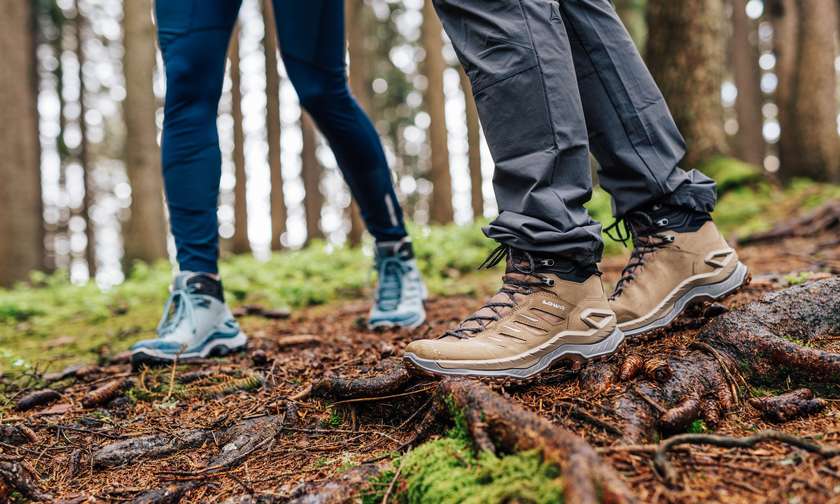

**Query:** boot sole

left=403, top=327, right=625, bottom=380
left=131, top=332, right=248, bottom=369
left=619, top=261, right=750, bottom=338
left=368, top=309, right=427, bottom=331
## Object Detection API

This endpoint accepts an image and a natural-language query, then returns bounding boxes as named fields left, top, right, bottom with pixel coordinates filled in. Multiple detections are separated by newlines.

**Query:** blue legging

left=156, top=0, right=407, bottom=273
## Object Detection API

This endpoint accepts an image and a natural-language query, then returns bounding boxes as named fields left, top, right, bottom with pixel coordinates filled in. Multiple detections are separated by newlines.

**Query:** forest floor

left=3, top=216, right=840, bottom=503
left=2, top=180, right=840, bottom=503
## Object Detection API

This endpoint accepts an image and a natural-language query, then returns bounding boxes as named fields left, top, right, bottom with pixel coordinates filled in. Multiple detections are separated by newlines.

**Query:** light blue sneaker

left=131, top=272, right=247, bottom=367
left=368, top=239, right=427, bottom=329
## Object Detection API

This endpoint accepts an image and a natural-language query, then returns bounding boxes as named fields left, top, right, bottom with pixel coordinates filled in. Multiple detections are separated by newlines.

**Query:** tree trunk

left=646, top=0, right=729, bottom=167
left=729, top=0, right=765, bottom=167
left=421, top=0, right=453, bottom=224
left=122, top=0, right=167, bottom=266
left=263, top=0, right=286, bottom=252
left=345, top=0, right=369, bottom=246
left=459, top=68, right=484, bottom=220
left=781, top=0, right=840, bottom=181
left=614, top=0, right=647, bottom=49
left=768, top=0, right=798, bottom=178
left=0, top=0, right=43, bottom=286
left=301, top=112, right=324, bottom=243
left=74, top=1, right=96, bottom=278
left=230, top=30, right=250, bottom=254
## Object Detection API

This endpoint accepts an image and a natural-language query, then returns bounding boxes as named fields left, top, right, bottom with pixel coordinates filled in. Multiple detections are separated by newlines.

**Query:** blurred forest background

left=1, top=0, right=840, bottom=289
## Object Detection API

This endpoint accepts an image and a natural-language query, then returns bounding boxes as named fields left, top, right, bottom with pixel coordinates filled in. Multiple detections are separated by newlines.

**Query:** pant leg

left=557, top=0, right=717, bottom=218
left=272, top=0, right=407, bottom=244
left=156, top=0, right=241, bottom=273
left=432, top=0, right=603, bottom=264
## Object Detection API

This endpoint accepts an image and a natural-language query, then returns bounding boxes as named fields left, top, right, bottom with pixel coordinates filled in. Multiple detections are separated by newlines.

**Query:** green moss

left=713, top=179, right=840, bottom=238
left=396, top=434, right=564, bottom=504
left=699, top=156, right=763, bottom=195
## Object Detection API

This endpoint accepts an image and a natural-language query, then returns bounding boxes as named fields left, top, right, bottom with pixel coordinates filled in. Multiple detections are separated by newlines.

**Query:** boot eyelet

left=540, top=259, right=555, bottom=267
left=656, top=218, right=669, bottom=227
left=543, top=278, right=555, bottom=287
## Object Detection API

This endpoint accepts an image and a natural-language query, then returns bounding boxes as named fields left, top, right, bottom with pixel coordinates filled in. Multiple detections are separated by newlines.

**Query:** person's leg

left=157, top=0, right=242, bottom=274
left=431, top=0, right=603, bottom=265
left=271, top=0, right=426, bottom=329
left=558, top=0, right=748, bottom=337
left=131, top=0, right=245, bottom=367
left=272, top=0, right=406, bottom=245
left=556, top=0, right=716, bottom=218
left=403, top=0, right=623, bottom=379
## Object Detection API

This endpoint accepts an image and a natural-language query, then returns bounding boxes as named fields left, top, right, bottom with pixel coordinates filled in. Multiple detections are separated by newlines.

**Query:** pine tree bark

left=123, top=0, right=167, bottom=265
left=0, top=0, right=43, bottom=286
left=230, top=30, right=250, bottom=254
left=263, top=0, right=286, bottom=251
left=782, top=0, right=839, bottom=181
left=301, top=112, right=324, bottom=243
left=729, top=0, right=765, bottom=167
left=74, top=2, right=96, bottom=277
left=646, top=0, right=729, bottom=167
left=345, top=0, right=369, bottom=246
left=768, top=0, right=798, bottom=177
left=459, top=68, right=483, bottom=220
left=421, top=0, right=453, bottom=224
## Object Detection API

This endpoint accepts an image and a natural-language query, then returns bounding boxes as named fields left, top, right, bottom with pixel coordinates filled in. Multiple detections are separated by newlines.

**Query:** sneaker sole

left=619, top=261, right=750, bottom=338
left=368, top=310, right=427, bottom=331
left=403, top=327, right=625, bottom=380
left=131, top=332, right=248, bottom=368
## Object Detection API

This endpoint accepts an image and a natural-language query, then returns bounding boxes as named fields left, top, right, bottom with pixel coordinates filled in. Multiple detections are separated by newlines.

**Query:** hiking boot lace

left=157, top=285, right=209, bottom=337
left=607, top=212, right=677, bottom=300
left=374, top=256, right=408, bottom=312
left=444, top=245, right=556, bottom=339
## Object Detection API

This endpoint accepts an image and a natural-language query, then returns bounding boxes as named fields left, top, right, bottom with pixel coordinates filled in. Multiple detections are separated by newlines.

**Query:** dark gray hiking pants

left=433, top=0, right=717, bottom=264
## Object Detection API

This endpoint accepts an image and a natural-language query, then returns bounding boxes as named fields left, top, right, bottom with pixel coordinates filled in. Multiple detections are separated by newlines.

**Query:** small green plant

left=323, top=407, right=343, bottom=429
left=784, top=271, right=814, bottom=286
left=688, top=419, right=709, bottom=434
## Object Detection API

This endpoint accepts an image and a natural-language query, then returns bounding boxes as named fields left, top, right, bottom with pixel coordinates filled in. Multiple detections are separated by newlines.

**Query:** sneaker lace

left=607, top=212, right=676, bottom=300
left=374, top=256, right=409, bottom=312
left=444, top=245, right=556, bottom=339
left=157, top=285, right=208, bottom=338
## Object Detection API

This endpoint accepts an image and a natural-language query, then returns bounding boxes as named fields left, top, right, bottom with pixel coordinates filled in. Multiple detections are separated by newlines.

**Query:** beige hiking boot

left=609, top=210, right=749, bottom=338
left=403, top=247, right=624, bottom=379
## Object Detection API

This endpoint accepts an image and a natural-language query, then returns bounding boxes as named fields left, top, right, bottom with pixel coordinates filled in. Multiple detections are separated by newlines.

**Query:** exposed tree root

left=307, top=372, right=633, bottom=503
left=616, top=430, right=840, bottom=487
left=579, top=277, right=840, bottom=441
left=749, top=388, right=827, bottom=423
left=0, top=461, right=53, bottom=501
left=441, top=379, right=635, bottom=504
left=311, top=358, right=413, bottom=400
left=738, top=201, right=840, bottom=245
left=285, top=464, right=384, bottom=504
